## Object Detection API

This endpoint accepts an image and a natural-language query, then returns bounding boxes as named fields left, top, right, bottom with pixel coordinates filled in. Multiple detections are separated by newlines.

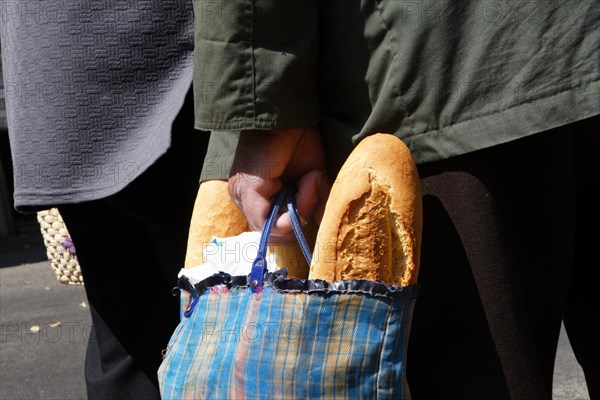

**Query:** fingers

left=270, top=170, right=331, bottom=244
left=228, top=129, right=298, bottom=233
left=228, top=175, right=282, bottom=232
left=295, top=170, right=323, bottom=224
left=229, top=170, right=330, bottom=245
left=228, top=125, right=330, bottom=244
left=228, top=179, right=296, bottom=245
left=313, top=171, right=331, bottom=225
left=268, top=171, right=320, bottom=243
left=269, top=214, right=295, bottom=244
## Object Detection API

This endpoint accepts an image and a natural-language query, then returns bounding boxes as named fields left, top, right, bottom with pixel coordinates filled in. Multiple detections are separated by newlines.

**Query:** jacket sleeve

left=193, top=0, right=321, bottom=131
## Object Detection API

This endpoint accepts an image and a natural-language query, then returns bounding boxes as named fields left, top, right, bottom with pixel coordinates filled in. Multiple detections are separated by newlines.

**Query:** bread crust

left=184, top=180, right=250, bottom=268
left=308, top=134, right=422, bottom=286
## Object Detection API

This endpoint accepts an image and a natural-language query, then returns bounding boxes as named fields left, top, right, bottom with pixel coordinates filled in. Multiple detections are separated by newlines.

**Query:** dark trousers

left=407, top=115, right=599, bottom=399
left=59, top=94, right=209, bottom=400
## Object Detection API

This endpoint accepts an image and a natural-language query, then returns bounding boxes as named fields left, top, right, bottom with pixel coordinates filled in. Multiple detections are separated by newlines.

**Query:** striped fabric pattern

left=158, top=284, right=416, bottom=400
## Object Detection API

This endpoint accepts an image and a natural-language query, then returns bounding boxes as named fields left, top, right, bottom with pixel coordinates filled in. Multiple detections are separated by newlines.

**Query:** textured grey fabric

left=194, top=0, right=600, bottom=171
left=1, top=0, right=196, bottom=212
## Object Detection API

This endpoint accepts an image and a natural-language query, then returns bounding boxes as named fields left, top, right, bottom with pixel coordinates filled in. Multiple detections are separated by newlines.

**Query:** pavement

left=1, top=262, right=88, bottom=400
left=0, top=214, right=592, bottom=400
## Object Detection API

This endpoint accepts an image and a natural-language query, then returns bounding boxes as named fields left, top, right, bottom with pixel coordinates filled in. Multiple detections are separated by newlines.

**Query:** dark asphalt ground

left=1, top=262, right=88, bottom=400
left=0, top=215, right=591, bottom=400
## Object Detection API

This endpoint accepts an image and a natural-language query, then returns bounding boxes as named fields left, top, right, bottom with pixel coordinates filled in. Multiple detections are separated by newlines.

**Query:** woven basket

left=36, top=208, right=84, bottom=285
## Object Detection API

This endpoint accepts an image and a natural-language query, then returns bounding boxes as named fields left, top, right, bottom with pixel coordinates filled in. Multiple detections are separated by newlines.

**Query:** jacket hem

left=402, top=78, right=600, bottom=164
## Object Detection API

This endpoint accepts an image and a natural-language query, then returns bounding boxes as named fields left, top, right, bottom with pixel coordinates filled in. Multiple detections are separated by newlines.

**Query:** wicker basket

left=36, top=208, right=84, bottom=285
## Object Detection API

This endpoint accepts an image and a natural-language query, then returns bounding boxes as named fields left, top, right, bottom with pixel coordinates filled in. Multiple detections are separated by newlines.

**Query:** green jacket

left=194, top=0, right=599, bottom=179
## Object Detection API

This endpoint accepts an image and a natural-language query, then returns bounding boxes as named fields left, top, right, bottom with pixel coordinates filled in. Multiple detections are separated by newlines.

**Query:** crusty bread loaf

left=184, top=180, right=313, bottom=279
left=184, top=180, right=250, bottom=268
left=308, top=134, right=422, bottom=286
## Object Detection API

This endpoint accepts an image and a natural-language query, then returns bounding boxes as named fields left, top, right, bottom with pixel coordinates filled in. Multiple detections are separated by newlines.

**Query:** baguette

left=308, top=134, right=422, bottom=286
left=184, top=180, right=250, bottom=268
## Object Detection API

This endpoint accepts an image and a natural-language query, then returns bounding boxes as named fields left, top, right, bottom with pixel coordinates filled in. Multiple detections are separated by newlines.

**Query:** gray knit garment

left=1, top=0, right=194, bottom=212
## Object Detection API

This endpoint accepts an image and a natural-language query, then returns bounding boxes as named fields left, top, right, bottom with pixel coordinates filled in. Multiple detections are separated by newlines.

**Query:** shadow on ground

left=0, top=213, right=47, bottom=268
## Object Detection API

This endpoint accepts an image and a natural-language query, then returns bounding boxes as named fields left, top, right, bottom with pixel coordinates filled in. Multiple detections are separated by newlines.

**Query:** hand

left=228, top=125, right=330, bottom=244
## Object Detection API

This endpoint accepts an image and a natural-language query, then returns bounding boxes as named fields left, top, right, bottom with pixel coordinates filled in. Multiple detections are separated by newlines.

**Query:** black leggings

left=407, top=115, right=598, bottom=399
left=59, top=91, right=209, bottom=400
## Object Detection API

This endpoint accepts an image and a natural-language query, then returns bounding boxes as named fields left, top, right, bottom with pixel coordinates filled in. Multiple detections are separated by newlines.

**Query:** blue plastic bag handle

left=285, top=193, right=313, bottom=264
left=249, top=188, right=312, bottom=292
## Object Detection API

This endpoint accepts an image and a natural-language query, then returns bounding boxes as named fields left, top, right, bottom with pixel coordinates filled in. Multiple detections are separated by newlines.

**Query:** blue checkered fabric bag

left=158, top=189, right=418, bottom=399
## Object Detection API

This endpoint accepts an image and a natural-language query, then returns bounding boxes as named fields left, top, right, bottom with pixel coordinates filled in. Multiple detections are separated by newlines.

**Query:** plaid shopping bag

left=158, top=189, right=418, bottom=400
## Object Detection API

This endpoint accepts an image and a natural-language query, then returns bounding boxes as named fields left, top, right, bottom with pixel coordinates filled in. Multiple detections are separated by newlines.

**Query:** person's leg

left=59, top=91, right=209, bottom=399
left=407, top=127, right=575, bottom=399
left=563, top=115, right=599, bottom=399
